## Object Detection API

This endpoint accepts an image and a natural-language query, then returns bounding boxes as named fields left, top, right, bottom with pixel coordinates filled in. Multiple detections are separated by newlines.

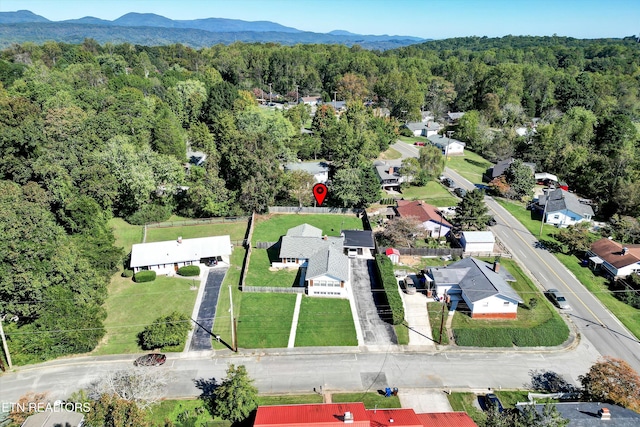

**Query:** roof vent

left=622, top=247, right=629, bottom=255
left=343, top=411, right=354, bottom=424
left=599, top=407, right=611, bottom=420
left=389, top=418, right=394, bottom=423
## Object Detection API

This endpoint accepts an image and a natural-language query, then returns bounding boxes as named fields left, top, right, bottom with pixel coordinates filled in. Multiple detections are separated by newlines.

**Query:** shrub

left=374, top=254, right=405, bottom=325
left=125, top=204, right=172, bottom=225
left=121, top=269, right=134, bottom=278
left=177, top=265, right=200, bottom=277
left=134, top=270, right=156, bottom=283
left=138, top=311, right=191, bottom=350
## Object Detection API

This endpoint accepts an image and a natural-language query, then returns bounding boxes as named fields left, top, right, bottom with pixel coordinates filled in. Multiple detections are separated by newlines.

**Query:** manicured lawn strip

left=556, top=253, right=640, bottom=340
left=332, top=393, right=401, bottom=408
left=212, top=248, right=244, bottom=350
left=109, top=217, right=143, bottom=255
left=253, top=214, right=362, bottom=243
left=95, top=275, right=198, bottom=355
left=148, top=400, right=218, bottom=427
left=400, top=181, right=458, bottom=206
left=451, top=259, right=568, bottom=347
left=145, top=221, right=248, bottom=243
left=447, top=392, right=486, bottom=425
left=294, top=297, right=357, bottom=347
left=258, top=394, right=324, bottom=405
left=237, top=293, right=296, bottom=348
left=246, top=249, right=299, bottom=288
left=445, top=150, right=493, bottom=184
left=379, top=147, right=402, bottom=160
left=395, top=324, right=409, bottom=345
left=495, top=199, right=560, bottom=243
left=427, top=303, right=449, bottom=345
left=494, top=391, right=531, bottom=408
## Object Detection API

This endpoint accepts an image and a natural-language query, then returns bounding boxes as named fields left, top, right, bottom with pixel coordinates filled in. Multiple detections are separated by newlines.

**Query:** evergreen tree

left=455, top=189, right=489, bottom=230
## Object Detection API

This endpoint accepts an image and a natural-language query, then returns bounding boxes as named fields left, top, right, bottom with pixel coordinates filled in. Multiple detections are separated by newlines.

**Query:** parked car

left=134, top=353, right=167, bottom=367
left=484, top=393, right=504, bottom=413
left=486, top=216, right=497, bottom=226
left=414, top=141, right=426, bottom=146
left=453, top=187, right=467, bottom=197
left=546, top=288, right=570, bottom=309
left=442, top=178, right=455, bottom=188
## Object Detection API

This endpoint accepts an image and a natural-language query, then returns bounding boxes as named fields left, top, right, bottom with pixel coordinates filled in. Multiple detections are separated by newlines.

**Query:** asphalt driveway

left=350, top=258, right=396, bottom=345
left=189, top=268, right=228, bottom=351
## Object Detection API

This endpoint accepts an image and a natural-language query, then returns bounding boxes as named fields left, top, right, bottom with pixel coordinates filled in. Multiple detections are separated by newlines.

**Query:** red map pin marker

left=313, top=183, right=328, bottom=206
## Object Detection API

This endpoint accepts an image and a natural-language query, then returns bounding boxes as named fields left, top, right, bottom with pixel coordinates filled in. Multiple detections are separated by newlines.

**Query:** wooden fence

left=239, top=212, right=256, bottom=291
left=242, top=286, right=306, bottom=294
left=255, top=241, right=279, bottom=249
left=145, top=216, right=249, bottom=229
left=378, top=247, right=464, bottom=257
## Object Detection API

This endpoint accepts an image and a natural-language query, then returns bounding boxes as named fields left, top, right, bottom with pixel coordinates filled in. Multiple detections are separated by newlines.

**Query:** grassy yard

left=427, top=302, right=449, bottom=345
left=444, top=150, right=493, bottom=184
left=212, top=248, right=245, bottom=350
left=399, top=181, right=459, bottom=206
left=395, top=323, right=409, bottom=345
left=109, top=217, right=143, bottom=255
left=245, top=248, right=300, bottom=288
left=332, top=392, right=401, bottom=408
left=94, top=275, right=199, bottom=355
left=253, top=214, right=362, bottom=243
left=379, top=146, right=402, bottom=160
left=258, top=394, right=323, bottom=405
left=148, top=400, right=219, bottom=427
left=145, top=220, right=248, bottom=243
left=237, top=293, right=296, bottom=348
left=447, top=392, right=486, bottom=425
left=294, top=297, right=357, bottom=347
left=496, top=199, right=560, bottom=243
left=451, top=259, right=569, bottom=347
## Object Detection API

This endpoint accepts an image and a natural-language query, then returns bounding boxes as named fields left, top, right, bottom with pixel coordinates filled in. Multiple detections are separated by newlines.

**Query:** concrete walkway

left=398, top=389, right=453, bottom=413
left=399, top=289, right=436, bottom=347
left=287, top=293, right=303, bottom=348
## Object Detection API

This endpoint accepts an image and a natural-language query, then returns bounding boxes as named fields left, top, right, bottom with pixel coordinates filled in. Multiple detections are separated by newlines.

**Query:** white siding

left=307, top=273, right=349, bottom=298
left=545, top=210, right=589, bottom=227
left=466, top=295, right=519, bottom=315
left=463, top=241, right=495, bottom=253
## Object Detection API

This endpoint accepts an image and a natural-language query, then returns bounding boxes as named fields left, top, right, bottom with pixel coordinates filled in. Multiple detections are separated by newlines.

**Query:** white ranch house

left=427, top=134, right=465, bottom=156
left=130, top=235, right=232, bottom=275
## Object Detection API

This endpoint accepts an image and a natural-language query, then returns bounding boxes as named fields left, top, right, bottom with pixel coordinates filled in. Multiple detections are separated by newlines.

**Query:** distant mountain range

left=0, top=10, right=427, bottom=50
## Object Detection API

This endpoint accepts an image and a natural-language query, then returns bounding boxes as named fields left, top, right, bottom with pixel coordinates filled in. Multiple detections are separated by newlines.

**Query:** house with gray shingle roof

left=283, top=162, right=329, bottom=183
left=428, top=257, right=523, bottom=319
left=534, top=188, right=594, bottom=227
left=427, top=134, right=466, bottom=155
left=404, top=121, right=442, bottom=137
left=273, top=224, right=350, bottom=298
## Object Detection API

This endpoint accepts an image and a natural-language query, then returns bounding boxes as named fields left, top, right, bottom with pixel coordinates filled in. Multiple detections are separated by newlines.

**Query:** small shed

left=460, top=231, right=495, bottom=253
left=385, top=248, right=400, bottom=264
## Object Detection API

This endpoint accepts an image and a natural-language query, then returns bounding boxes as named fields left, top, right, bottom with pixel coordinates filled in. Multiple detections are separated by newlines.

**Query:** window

left=553, top=215, right=560, bottom=219
left=483, top=302, right=489, bottom=307
left=503, top=301, right=510, bottom=306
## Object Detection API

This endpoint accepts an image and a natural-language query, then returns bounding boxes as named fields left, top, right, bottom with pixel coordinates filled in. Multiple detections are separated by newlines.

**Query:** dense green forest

left=0, top=36, right=639, bottom=362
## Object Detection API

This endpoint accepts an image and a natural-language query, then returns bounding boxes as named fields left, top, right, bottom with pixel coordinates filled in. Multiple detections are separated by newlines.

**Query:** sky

left=1, top=0, right=639, bottom=39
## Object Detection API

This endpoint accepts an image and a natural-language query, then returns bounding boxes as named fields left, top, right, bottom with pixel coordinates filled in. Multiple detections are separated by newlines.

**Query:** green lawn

left=258, top=394, right=323, bottom=405
left=253, top=214, right=362, bottom=243
left=496, top=199, right=560, bottom=243
left=212, top=248, right=244, bottom=350
left=395, top=323, right=409, bottom=345
left=332, top=392, right=401, bottom=408
left=109, top=217, right=143, bottom=255
left=448, top=393, right=486, bottom=425
left=237, top=293, right=296, bottom=348
left=451, top=259, right=569, bottom=347
left=400, top=181, right=459, bottom=206
left=145, top=220, right=248, bottom=243
left=148, top=400, right=219, bottom=427
left=294, top=297, right=357, bottom=347
left=427, top=302, right=449, bottom=345
left=94, top=275, right=199, bottom=355
left=379, top=146, right=402, bottom=160
left=245, top=248, right=300, bottom=288
left=445, top=150, right=493, bottom=184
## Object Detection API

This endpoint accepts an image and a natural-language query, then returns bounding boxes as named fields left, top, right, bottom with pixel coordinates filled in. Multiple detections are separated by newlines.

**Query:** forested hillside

left=0, top=36, right=639, bottom=361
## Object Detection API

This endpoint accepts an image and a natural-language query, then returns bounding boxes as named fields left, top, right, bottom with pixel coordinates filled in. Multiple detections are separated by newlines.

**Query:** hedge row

left=375, top=254, right=405, bottom=325
left=177, top=265, right=200, bottom=276
left=134, top=270, right=157, bottom=283
left=453, top=316, right=569, bottom=347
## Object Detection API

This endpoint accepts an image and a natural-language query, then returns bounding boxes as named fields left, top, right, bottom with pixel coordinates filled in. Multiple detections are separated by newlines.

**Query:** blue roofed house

left=428, top=258, right=523, bottom=319
left=284, top=161, right=330, bottom=183
left=272, top=224, right=350, bottom=298
left=534, top=188, right=594, bottom=227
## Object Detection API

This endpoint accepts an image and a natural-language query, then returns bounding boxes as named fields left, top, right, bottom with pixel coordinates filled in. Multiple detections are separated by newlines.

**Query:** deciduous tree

left=579, top=356, right=640, bottom=412
left=203, top=364, right=258, bottom=424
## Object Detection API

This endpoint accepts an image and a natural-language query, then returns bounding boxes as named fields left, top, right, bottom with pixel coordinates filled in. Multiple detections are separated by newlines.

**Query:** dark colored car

left=485, top=393, right=504, bottom=413
left=134, top=353, right=167, bottom=367
left=453, top=187, right=467, bottom=197
left=546, top=288, right=570, bottom=309
left=414, top=141, right=426, bottom=146
left=442, top=178, right=455, bottom=188
left=486, top=216, right=497, bottom=226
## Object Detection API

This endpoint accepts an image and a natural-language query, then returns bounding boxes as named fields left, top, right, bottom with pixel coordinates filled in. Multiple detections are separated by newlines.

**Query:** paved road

left=189, top=268, right=228, bottom=351
left=442, top=167, right=640, bottom=373
left=350, top=259, right=397, bottom=345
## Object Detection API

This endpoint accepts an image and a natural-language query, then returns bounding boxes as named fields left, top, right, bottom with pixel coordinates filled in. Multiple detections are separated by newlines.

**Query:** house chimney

left=493, top=261, right=500, bottom=273
left=622, top=247, right=628, bottom=255
left=177, top=236, right=183, bottom=244
left=343, top=412, right=354, bottom=424
left=389, top=166, right=394, bottom=175
left=599, top=407, right=611, bottom=420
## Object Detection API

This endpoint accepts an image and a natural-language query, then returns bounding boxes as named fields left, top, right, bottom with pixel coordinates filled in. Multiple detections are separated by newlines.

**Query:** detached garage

left=130, top=235, right=232, bottom=275
left=460, top=231, right=495, bottom=254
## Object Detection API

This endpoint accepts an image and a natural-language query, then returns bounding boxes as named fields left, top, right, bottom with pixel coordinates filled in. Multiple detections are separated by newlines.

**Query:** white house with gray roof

left=404, top=121, right=442, bottom=137
left=428, top=257, right=523, bottom=319
left=273, top=224, right=350, bottom=298
left=427, top=134, right=465, bottom=155
left=283, top=161, right=329, bottom=183
left=130, top=235, right=232, bottom=275
left=535, top=188, right=594, bottom=227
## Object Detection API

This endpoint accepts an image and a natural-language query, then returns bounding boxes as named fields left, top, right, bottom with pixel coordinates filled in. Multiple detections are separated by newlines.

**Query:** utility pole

left=229, top=286, right=237, bottom=352
left=0, top=316, right=12, bottom=369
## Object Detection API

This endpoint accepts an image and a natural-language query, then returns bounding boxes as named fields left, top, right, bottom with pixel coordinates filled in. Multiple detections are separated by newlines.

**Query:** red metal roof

left=395, top=201, right=453, bottom=228
left=415, top=412, right=478, bottom=427
left=254, top=403, right=370, bottom=427
left=385, top=248, right=400, bottom=256
left=367, top=408, right=423, bottom=427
